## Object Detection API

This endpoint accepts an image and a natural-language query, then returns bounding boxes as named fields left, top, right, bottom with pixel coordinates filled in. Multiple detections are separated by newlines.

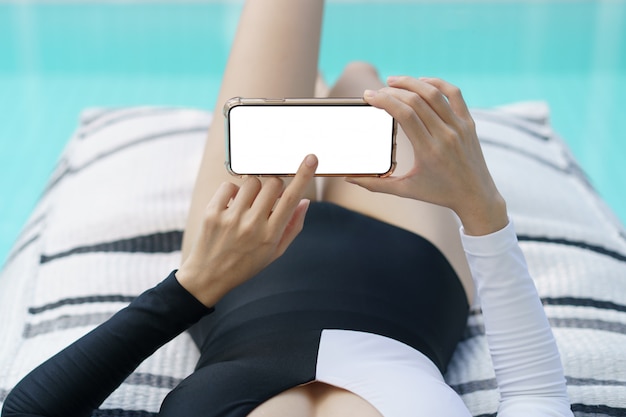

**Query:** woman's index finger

left=270, top=154, right=318, bottom=228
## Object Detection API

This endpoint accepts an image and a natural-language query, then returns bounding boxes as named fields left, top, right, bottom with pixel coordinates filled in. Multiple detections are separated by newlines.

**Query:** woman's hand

left=176, top=154, right=318, bottom=307
left=349, top=76, right=508, bottom=236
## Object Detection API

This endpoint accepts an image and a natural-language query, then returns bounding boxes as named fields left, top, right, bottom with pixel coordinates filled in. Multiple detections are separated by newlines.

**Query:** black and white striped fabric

left=1, top=103, right=625, bottom=416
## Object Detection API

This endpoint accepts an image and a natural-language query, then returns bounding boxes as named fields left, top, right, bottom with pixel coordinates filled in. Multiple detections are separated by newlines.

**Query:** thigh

left=181, top=0, right=324, bottom=261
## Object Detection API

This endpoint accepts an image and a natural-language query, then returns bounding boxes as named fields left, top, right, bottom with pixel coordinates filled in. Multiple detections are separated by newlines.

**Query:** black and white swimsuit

left=2, top=203, right=573, bottom=417
left=176, top=202, right=469, bottom=416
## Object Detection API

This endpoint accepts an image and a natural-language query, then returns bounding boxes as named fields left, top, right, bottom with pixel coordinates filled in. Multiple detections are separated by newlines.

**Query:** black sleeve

left=2, top=271, right=213, bottom=417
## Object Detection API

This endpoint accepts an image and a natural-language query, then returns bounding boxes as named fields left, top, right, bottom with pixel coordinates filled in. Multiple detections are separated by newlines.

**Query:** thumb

left=345, top=176, right=403, bottom=195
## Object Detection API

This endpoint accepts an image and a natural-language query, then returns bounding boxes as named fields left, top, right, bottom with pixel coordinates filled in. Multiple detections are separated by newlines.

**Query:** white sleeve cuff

left=460, top=219, right=517, bottom=257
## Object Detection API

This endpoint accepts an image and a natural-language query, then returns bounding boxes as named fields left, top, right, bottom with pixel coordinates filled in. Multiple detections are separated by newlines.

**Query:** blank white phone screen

left=227, top=105, right=394, bottom=175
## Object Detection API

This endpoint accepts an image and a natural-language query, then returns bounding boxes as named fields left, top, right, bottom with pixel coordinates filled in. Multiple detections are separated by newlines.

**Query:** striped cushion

left=1, top=103, right=625, bottom=416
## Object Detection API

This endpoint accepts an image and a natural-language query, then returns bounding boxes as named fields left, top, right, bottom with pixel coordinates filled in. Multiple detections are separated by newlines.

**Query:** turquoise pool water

left=1, top=1, right=625, bottom=266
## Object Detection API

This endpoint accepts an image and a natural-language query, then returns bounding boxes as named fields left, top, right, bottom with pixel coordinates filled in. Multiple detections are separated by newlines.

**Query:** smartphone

left=224, top=97, right=397, bottom=176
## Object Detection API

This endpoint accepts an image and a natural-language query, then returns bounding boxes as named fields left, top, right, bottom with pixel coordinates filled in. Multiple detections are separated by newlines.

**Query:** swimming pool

left=1, top=1, right=625, bottom=266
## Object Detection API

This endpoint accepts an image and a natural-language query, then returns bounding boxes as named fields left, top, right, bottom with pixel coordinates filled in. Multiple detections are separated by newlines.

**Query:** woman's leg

left=182, top=0, right=324, bottom=261
left=322, top=62, right=475, bottom=304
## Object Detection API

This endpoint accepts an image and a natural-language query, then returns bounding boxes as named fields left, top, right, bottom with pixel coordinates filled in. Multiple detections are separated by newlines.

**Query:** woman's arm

left=2, top=272, right=211, bottom=417
left=462, top=221, right=573, bottom=416
left=2, top=156, right=318, bottom=417
left=349, top=77, right=573, bottom=415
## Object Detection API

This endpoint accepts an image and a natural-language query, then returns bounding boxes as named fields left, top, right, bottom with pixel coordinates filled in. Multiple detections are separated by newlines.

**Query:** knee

left=340, top=61, right=380, bottom=79
left=328, top=61, right=383, bottom=97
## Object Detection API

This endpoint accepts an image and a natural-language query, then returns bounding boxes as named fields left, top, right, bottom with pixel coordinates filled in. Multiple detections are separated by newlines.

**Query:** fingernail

left=364, top=89, right=377, bottom=98
left=387, top=76, right=398, bottom=84
left=305, top=154, right=318, bottom=167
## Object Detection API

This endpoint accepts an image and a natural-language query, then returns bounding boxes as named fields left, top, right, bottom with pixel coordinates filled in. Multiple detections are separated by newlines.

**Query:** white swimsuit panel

left=315, top=329, right=472, bottom=417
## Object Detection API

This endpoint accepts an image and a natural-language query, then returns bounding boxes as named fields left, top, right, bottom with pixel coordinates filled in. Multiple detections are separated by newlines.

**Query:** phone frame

left=223, top=97, right=397, bottom=177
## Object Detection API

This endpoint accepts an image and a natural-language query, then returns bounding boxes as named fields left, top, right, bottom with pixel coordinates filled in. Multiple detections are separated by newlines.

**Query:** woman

left=2, top=1, right=573, bottom=416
